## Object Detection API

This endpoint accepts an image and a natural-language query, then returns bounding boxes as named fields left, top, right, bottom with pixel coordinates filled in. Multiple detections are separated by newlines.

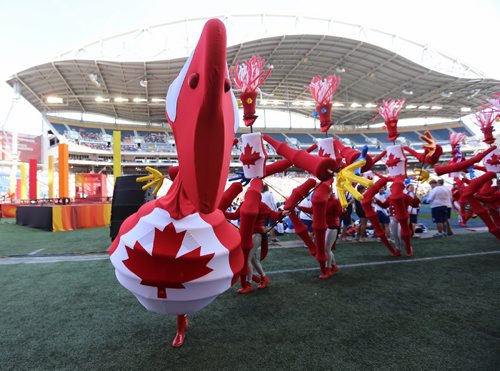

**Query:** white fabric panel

left=483, top=147, right=500, bottom=173
left=385, top=145, right=408, bottom=177
left=240, top=132, right=267, bottom=179
left=110, top=207, right=236, bottom=315
left=317, top=138, right=335, bottom=159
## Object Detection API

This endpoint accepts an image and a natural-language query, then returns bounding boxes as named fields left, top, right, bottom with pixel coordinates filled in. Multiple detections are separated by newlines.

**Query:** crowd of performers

left=109, top=19, right=499, bottom=348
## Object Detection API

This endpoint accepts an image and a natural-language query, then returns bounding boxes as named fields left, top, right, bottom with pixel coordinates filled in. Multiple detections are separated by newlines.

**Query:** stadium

left=1, top=12, right=499, bottom=370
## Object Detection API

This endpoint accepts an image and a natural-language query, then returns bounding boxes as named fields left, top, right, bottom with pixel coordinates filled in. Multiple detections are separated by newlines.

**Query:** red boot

left=172, top=314, right=188, bottom=348
left=329, top=264, right=339, bottom=277
left=251, top=274, right=261, bottom=283
left=319, top=262, right=330, bottom=279
left=258, top=275, right=270, bottom=289
left=237, top=277, right=253, bottom=294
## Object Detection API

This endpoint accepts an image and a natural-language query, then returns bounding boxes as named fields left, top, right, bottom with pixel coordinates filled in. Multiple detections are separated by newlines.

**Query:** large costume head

left=166, top=19, right=239, bottom=214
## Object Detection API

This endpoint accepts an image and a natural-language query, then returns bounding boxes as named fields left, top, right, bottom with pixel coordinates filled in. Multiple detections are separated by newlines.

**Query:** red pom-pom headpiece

left=473, top=109, right=497, bottom=145
left=231, top=55, right=272, bottom=127
left=376, top=98, right=406, bottom=142
left=307, top=75, right=341, bottom=133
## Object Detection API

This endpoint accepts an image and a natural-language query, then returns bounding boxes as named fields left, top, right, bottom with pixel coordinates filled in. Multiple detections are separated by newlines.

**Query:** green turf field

left=1, top=231, right=499, bottom=369
left=0, top=222, right=109, bottom=256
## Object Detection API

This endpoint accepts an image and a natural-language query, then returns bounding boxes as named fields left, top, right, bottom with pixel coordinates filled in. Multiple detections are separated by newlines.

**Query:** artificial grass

left=0, top=233, right=499, bottom=369
left=0, top=203, right=486, bottom=257
left=0, top=223, right=109, bottom=256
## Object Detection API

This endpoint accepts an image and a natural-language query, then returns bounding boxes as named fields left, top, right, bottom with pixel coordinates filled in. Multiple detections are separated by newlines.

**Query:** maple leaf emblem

left=318, top=147, right=331, bottom=158
left=240, top=143, right=261, bottom=168
left=123, top=223, right=214, bottom=299
left=486, top=153, right=500, bottom=167
left=386, top=152, right=402, bottom=168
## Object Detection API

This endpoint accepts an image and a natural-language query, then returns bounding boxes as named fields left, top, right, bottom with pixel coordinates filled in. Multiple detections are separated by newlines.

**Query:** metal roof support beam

left=229, top=43, right=243, bottom=68
left=143, top=62, right=151, bottom=124
left=269, top=35, right=326, bottom=97
left=290, top=40, right=365, bottom=102
left=94, top=61, right=118, bottom=117
left=51, top=62, right=86, bottom=112
left=14, top=75, right=50, bottom=111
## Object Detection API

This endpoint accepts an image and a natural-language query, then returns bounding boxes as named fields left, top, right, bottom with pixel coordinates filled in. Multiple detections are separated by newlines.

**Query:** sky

left=1, top=0, right=499, bottom=135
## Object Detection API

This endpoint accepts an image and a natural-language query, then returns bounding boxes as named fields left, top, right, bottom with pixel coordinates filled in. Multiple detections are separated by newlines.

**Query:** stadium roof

left=6, top=14, right=500, bottom=126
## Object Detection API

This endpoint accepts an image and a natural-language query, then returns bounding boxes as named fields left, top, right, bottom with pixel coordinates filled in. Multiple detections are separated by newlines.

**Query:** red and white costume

left=109, top=19, right=244, bottom=347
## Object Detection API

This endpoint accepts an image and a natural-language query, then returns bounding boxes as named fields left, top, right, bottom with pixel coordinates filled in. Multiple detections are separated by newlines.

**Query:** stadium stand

left=398, top=131, right=422, bottom=143
left=337, top=133, right=366, bottom=145
left=136, top=131, right=168, bottom=143
left=265, top=132, right=288, bottom=142
left=364, top=132, right=388, bottom=144
left=286, top=133, right=315, bottom=145
left=50, top=123, right=68, bottom=135
left=450, top=125, right=474, bottom=136
left=424, top=128, right=451, bottom=142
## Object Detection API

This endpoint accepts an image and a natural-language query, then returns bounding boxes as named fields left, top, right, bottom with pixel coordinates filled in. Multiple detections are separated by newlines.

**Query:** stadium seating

left=50, top=123, right=68, bottom=135
left=450, top=126, right=474, bottom=137
left=424, top=128, right=451, bottom=142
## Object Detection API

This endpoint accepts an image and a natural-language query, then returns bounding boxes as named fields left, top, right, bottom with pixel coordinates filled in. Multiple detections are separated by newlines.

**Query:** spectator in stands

left=374, top=185, right=390, bottom=239
left=261, top=184, right=279, bottom=243
left=354, top=184, right=367, bottom=241
left=438, top=178, right=454, bottom=236
left=427, top=179, right=452, bottom=237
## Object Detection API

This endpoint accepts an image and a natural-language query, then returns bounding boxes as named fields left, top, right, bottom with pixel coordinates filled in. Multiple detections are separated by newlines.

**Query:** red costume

left=109, top=19, right=244, bottom=348
left=224, top=179, right=283, bottom=293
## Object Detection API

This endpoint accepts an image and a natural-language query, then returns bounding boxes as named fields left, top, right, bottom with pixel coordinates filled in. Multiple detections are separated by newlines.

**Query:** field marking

left=0, top=255, right=108, bottom=265
left=28, top=248, right=45, bottom=256
left=267, top=250, right=500, bottom=275
left=0, top=250, right=499, bottom=268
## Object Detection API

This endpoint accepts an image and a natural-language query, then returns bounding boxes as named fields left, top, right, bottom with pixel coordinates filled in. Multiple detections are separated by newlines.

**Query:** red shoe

left=251, top=274, right=261, bottom=283
left=329, top=264, right=339, bottom=277
left=406, top=247, right=414, bottom=257
left=392, top=249, right=402, bottom=257
left=320, top=269, right=331, bottom=279
left=258, top=276, right=270, bottom=289
left=237, top=284, right=253, bottom=294
left=172, top=314, right=188, bottom=348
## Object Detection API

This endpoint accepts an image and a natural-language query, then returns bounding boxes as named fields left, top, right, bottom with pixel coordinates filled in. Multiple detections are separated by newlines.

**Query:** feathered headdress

left=307, top=75, right=341, bottom=133
left=231, top=55, right=272, bottom=127
left=376, top=99, right=406, bottom=142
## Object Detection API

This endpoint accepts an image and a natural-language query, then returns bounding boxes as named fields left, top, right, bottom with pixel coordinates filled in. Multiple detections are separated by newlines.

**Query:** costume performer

left=109, top=19, right=244, bottom=348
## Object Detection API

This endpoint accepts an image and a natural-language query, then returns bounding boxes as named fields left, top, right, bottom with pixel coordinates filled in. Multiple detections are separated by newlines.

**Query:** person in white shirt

left=298, top=194, right=314, bottom=238
left=262, top=184, right=279, bottom=242
left=373, top=186, right=390, bottom=239
left=427, top=179, right=452, bottom=237
left=437, top=178, right=454, bottom=235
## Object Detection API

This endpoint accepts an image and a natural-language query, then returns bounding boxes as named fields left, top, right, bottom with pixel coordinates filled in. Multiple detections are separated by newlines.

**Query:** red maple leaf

left=240, top=143, right=261, bottom=168
left=318, top=147, right=331, bottom=158
left=486, top=153, right=500, bottom=167
left=386, top=152, right=402, bottom=168
left=123, top=223, right=214, bottom=299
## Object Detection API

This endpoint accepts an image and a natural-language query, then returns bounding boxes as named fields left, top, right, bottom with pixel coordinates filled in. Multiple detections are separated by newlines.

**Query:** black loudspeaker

left=110, top=175, right=156, bottom=241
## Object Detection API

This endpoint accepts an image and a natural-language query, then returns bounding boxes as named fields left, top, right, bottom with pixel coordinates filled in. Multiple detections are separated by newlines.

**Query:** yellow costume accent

left=136, top=166, right=165, bottom=195
left=335, top=160, right=374, bottom=208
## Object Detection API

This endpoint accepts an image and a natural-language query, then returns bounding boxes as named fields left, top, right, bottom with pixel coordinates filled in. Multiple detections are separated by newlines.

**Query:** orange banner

left=1, top=204, right=17, bottom=218
left=58, top=144, right=69, bottom=198
left=52, top=203, right=111, bottom=232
